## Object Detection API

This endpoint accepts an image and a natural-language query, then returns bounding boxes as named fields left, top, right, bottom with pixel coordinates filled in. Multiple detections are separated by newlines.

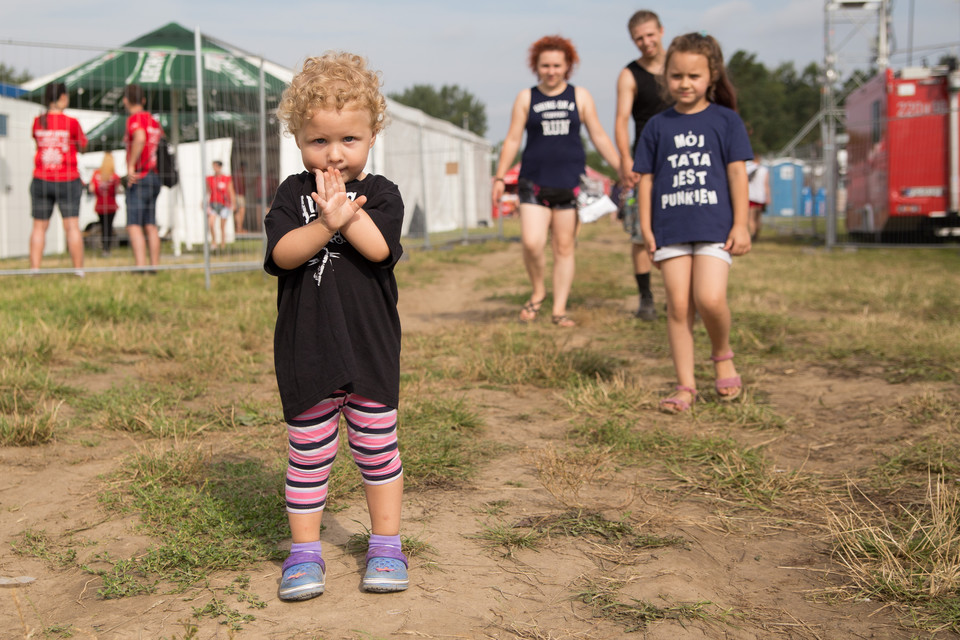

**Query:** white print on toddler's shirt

left=300, top=190, right=358, bottom=285
left=661, top=131, right=719, bottom=210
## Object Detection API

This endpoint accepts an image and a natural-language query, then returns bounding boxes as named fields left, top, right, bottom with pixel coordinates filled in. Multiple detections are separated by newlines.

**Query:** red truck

left=845, top=65, right=960, bottom=240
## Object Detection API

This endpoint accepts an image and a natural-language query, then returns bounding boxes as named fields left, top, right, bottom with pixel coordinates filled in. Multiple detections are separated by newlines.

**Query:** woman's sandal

left=551, top=314, right=576, bottom=328
left=659, top=385, right=696, bottom=414
left=710, top=351, right=743, bottom=401
left=519, top=297, right=545, bottom=323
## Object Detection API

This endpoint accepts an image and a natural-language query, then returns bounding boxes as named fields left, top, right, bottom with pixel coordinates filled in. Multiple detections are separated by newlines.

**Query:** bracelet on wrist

left=493, top=177, right=504, bottom=183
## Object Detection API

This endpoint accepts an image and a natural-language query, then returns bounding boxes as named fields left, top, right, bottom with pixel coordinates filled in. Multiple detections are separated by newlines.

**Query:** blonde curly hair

left=277, top=52, right=387, bottom=138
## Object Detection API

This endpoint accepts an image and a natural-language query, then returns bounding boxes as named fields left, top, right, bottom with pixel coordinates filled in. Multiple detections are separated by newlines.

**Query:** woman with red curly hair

left=492, top=35, right=620, bottom=327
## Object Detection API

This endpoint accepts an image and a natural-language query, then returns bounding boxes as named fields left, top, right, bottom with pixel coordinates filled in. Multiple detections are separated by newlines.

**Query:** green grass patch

left=0, top=406, right=58, bottom=446
left=399, top=396, right=487, bottom=488
left=11, top=529, right=78, bottom=567
left=575, top=576, right=729, bottom=632
left=90, top=447, right=287, bottom=598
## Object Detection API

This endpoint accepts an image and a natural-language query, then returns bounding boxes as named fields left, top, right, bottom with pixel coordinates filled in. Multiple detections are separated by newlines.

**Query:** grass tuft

left=575, top=576, right=726, bottom=632
left=824, top=477, right=960, bottom=632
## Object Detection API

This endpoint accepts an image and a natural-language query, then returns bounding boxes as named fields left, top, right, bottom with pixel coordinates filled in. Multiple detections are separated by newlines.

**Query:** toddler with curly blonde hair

left=265, top=51, right=408, bottom=601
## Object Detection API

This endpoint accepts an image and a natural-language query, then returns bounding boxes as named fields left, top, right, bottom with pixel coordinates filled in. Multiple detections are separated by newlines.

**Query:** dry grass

left=824, top=476, right=960, bottom=631
left=525, top=445, right=628, bottom=510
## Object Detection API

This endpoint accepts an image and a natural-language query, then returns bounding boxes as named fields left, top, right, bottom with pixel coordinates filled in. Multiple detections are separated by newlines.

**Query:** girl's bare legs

left=288, top=512, right=323, bottom=544
left=549, top=207, right=578, bottom=318
left=364, top=477, right=403, bottom=536
left=518, top=203, right=551, bottom=313
left=660, top=255, right=697, bottom=405
left=691, top=255, right=739, bottom=395
left=288, top=483, right=402, bottom=542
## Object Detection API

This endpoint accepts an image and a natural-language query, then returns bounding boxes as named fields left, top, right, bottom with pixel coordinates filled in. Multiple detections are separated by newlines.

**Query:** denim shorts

left=209, top=203, right=231, bottom=219
left=654, top=242, right=732, bottom=266
left=126, top=171, right=162, bottom=227
left=30, top=178, right=83, bottom=220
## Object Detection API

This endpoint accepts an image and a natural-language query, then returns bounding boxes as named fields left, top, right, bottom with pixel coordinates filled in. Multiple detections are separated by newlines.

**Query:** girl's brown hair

left=664, top=32, right=738, bottom=111
left=527, top=35, right=579, bottom=80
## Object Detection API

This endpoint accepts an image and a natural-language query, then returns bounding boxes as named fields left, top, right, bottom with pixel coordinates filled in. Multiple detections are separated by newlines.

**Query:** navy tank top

left=519, top=84, right=585, bottom=189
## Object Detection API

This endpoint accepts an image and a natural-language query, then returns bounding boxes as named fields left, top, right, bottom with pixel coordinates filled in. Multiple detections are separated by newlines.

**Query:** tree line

left=6, top=53, right=824, bottom=167
left=387, top=52, right=823, bottom=177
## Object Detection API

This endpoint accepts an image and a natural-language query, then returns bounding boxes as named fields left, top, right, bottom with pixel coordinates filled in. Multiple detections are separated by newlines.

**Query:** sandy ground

left=2, top=223, right=957, bottom=640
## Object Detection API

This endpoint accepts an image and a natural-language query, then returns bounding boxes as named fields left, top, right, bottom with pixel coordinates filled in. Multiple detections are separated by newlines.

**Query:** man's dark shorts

left=30, top=178, right=83, bottom=220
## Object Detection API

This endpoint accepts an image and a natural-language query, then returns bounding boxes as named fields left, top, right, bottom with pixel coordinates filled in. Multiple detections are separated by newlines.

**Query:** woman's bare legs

left=518, top=203, right=551, bottom=316
left=549, top=207, right=578, bottom=318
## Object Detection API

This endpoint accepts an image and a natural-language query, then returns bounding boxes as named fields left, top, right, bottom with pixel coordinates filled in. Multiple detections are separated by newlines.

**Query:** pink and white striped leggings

left=285, top=391, right=402, bottom=515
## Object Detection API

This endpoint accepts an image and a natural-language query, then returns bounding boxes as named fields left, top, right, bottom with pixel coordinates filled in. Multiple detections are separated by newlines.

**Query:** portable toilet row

left=768, top=158, right=806, bottom=217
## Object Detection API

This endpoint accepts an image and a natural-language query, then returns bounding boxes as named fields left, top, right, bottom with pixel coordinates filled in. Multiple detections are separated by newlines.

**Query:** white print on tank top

left=661, top=131, right=719, bottom=209
left=533, top=98, right=575, bottom=136
left=299, top=191, right=358, bottom=286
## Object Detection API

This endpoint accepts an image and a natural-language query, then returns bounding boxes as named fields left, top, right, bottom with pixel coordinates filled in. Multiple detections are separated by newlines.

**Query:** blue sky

left=2, top=0, right=958, bottom=142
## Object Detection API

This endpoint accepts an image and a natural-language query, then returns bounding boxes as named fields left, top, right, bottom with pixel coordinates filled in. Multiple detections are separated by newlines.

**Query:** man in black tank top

left=615, top=10, right=667, bottom=321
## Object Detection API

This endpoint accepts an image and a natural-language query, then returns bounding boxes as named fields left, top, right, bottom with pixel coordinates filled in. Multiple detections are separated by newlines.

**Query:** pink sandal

left=710, top=351, right=742, bottom=401
left=659, top=385, right=696, bottom=414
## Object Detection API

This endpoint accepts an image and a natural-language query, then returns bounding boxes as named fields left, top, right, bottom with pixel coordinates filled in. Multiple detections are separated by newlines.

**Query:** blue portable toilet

left=769, top=159, right=805, bottom=217
left=801, top=186, right=813, bottom=217
left=814, top=187, right=826, bottom=217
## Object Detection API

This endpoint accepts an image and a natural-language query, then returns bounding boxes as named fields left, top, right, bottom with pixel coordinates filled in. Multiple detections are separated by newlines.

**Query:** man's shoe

left=635, top=295, right=657, bottom=321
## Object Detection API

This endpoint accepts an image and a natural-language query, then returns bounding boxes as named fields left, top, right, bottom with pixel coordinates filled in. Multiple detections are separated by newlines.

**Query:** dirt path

left=2, top=227, right=955, bottom=639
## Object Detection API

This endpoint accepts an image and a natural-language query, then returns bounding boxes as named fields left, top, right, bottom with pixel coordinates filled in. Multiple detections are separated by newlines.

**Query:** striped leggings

left=285, top=391, right=402, bottom=515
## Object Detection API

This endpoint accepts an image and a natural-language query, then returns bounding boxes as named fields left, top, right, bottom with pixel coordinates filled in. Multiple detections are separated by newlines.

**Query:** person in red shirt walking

left=29, top=82, right=87, bottom=274
left=205, top=160, right=236, bottom=251
left=88, top=153, right=121, bottom=256
left=122, top=84, right=163, bottom=270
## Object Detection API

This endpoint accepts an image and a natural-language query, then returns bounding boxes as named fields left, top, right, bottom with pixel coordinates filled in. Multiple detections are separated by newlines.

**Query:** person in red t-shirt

left=88, top=153, right=122, bottom=256
left=29, top=82, right=87, bottom=274
left=122, top=84, right=163, bottom=270
left=205, top=160, right=236, bottom=251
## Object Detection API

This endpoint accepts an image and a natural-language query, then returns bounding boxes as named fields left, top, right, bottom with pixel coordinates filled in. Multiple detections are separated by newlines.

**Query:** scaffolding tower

left=822, top=0, right=891, bottom=245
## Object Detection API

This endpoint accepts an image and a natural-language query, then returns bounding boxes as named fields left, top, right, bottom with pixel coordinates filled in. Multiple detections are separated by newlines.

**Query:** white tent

left=267, top=58, right=493, bottom=238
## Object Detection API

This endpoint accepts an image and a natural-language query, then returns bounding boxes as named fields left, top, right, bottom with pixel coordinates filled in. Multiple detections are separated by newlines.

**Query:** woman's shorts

left=209, top=203, right=231, bottom=219
left=126, top=171, right=162, bottom=227
left=654, top=242, right=732, bottom=266
left=30, top=178, right=83, bottom=220
left=517, top=178, right=578, bottom=210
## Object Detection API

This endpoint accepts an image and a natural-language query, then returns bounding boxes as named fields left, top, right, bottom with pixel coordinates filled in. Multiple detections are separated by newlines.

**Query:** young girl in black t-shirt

left=264, top=52, right=407, bottom=601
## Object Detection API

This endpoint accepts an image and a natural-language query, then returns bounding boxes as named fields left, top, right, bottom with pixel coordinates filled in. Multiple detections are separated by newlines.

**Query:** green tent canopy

left=83, top=110, right=264, bottom=153
left=23, top=22, right=286, bottom=114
